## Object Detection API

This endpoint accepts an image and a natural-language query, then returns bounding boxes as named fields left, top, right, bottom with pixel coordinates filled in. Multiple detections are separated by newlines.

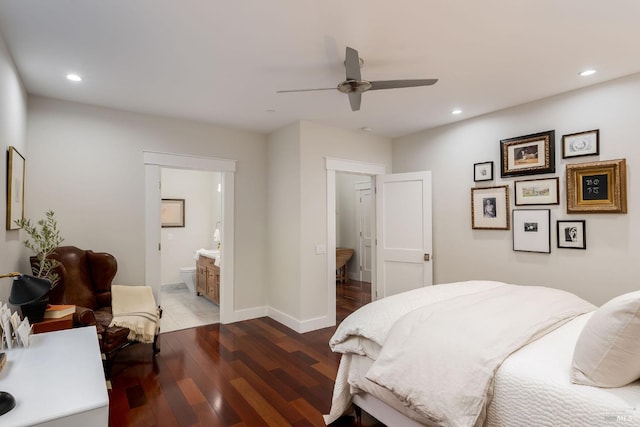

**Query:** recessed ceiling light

left=360, top=126, right=372, bottom=132
left=579, top=69, right=596, bottom=77
left=265, top=109, right=276, bottom=113
left=66, top=73, right=82, bottom=82
left=451, top=109, right=462, bottom=115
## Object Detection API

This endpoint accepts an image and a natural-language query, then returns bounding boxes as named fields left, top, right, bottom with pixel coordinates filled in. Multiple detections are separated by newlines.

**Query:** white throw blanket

left=110, top=285, right=159, bottom=344
left=325, top=281, right=595, bottom=426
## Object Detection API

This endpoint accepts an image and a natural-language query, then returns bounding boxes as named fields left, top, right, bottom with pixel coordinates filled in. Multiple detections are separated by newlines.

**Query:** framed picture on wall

left=471, top=185, right=510, bottom=230
left=500, top=130, right=555, bottom=177
left=6, top=146, right=25, bottom=230
left=514, top=177, right=559, bottom=206
left=562, top=129, right=599, bottom=158
left=512, top=209, right=551, bottom=253
left=473, top=161, right=493, bottom=182
left=161, top=199, right=185, bottom=227
left=557, top=220, right=586, bottom=249
left=566, top=159, right=627, bottom=213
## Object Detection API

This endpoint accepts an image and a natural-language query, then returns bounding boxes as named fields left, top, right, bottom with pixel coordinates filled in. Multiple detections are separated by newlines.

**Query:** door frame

left=326, top=157, right=386, bottom=326
left=144, top=151, right=236, bottom=324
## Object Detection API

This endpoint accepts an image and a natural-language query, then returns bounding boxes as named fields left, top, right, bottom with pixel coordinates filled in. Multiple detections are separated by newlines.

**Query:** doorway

left=159, top=168, right=221, bottom=332
left=144, top=151, right=236, bottom=325
left=326, top=158, right=433, bottom=327
left=326, top=158, right=385, bottom=326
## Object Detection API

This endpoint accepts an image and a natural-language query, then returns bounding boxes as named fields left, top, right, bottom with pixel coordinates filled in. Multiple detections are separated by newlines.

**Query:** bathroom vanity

left=196, top=254, right=220, bottom=304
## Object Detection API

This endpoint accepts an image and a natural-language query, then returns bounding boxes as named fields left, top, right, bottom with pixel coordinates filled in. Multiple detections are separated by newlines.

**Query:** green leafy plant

left=15, top=210, right=65, bottom=287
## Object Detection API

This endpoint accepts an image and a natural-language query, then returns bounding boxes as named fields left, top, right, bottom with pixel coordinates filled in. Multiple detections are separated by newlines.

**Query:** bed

left=324, top=281, right=640, bottom=426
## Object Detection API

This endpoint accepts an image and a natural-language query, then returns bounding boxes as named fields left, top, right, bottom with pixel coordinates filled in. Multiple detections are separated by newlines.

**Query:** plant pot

left=19, top=296, right=49, bottom=323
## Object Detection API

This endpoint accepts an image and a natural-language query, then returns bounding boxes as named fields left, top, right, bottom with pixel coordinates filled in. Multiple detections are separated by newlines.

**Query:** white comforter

left=325, top=281, right=595, bottom=426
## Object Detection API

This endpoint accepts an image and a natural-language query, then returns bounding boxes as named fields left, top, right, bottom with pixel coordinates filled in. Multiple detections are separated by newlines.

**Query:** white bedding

left=334, top=314, right=640, bottom=426
left=325, top=281, right=599, bottom=426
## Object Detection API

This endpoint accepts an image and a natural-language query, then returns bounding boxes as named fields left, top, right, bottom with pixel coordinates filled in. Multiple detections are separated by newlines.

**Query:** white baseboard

left=223, top=305, right=268, bottom=324
left=267, top=307, right=333, bottom=333
left=222, top=304, right=333, bottom=333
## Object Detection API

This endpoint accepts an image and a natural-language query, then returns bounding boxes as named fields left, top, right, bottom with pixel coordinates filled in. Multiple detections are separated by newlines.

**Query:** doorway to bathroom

left=159, top=168, right=222, bottom=332
left=144, top=150, right=236, bottom=330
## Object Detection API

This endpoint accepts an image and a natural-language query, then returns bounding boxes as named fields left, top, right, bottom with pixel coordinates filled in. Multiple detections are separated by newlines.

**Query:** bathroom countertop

left=196, top=249, right=221, bottom=266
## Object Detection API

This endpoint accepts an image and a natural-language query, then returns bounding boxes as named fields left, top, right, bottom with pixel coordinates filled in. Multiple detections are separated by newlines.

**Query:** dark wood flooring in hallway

left=108, top=280, right=384, bottom=426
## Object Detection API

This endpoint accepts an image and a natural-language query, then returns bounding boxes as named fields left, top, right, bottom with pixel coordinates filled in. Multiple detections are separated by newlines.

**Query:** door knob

left=424, top=253, right=430, bottom=261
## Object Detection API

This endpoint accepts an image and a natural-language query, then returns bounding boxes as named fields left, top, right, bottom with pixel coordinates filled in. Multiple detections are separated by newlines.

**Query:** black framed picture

left=557, top=220, right=586, bottom=249
left=512, top=209, right=551, bottom=253
left=562, top=129, right=599, bottom=158
left=161, top=198, right=185, bottom=227
left=514, top=177, right=559, bottom=206
left=474, top=161, right=493, bottom=182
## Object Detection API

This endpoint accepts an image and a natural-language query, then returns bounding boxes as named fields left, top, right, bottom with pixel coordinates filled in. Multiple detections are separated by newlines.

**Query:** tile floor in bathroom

left=159, top=283, right=220, bottom=333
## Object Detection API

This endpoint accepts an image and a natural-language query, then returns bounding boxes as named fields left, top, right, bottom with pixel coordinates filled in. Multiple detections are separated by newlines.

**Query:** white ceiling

left=1, top=1, right=639, bottom=138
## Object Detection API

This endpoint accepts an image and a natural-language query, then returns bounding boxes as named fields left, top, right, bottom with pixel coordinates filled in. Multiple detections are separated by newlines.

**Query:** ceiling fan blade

left=369, top=79, right=438, bottom=91
left=277, top=87, right=336, bottom=93
left=348, top=91, right=361, bottom=111
left=345, top=46, right=361, bottom=81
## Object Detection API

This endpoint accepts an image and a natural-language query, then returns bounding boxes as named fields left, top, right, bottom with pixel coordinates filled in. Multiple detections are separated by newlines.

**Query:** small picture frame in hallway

left=161, top=199, right=185, bottom=227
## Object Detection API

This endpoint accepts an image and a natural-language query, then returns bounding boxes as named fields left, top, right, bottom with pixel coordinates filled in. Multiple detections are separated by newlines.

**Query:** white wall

left=393, top=73, right=640, bottom=305
left=26, top=96, right=267, bottom=311
left=266, top=123, right=301, bottom=318
left=0, top=33, right=28, bottom=301
left=160, top=168, right=220, bottom=285
left=266, top=120, right=391, bottom=329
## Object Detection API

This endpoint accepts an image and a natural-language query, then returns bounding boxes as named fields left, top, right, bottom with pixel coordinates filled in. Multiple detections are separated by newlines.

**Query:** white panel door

left=355, top=185, right=373, bottom=283
left=376, top=171, right=432, bottom=298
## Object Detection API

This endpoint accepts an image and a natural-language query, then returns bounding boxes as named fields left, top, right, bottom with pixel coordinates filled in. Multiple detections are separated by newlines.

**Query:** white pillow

left=571, top=290, right=640, bottom=387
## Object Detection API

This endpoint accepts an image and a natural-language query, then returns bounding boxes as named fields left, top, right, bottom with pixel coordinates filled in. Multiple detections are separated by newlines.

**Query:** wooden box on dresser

left=196, top=255, right=220, bottom=304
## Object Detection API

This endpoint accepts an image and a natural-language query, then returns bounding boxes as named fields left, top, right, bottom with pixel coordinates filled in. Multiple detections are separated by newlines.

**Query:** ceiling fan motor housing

left=338, top=79, right=372, bottom=93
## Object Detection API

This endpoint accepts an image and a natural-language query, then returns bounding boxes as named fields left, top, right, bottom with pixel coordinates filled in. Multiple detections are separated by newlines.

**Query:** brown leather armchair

left=33, top=246, right=159, bottom=372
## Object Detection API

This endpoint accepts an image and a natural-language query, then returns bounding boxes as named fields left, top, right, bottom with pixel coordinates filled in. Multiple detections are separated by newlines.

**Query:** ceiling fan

left=277, top=46, right=438, bottom=112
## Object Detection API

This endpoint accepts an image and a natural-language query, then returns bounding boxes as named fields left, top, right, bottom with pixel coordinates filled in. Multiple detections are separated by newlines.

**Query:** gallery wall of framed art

left=471, top=126, right=627, bottom=254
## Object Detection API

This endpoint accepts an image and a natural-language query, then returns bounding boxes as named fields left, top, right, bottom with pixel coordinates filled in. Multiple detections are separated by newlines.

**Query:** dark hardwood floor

left=109, top=280, right=385, bottom=426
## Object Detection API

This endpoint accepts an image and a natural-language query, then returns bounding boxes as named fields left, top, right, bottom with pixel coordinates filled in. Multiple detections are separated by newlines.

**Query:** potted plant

left=15, top=210, right=65, bottom=288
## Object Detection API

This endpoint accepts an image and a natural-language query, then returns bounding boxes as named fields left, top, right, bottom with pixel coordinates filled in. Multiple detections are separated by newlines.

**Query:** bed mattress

left=345, top=312, right=640, bottom=426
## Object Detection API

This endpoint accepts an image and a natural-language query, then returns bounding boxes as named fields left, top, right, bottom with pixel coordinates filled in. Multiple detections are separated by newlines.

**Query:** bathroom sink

left=196, top=249, right=220, bottom=259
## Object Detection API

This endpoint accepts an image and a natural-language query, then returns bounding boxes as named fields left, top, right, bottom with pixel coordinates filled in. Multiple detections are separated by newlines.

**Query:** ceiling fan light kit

left=277, top=46, right=438, bottom=112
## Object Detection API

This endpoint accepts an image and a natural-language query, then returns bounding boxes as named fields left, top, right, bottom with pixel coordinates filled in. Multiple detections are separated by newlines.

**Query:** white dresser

left=0, top=326, right=109, bottom=426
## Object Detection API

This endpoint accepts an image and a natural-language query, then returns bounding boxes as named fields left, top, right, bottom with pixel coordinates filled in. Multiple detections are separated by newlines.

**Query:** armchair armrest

left=74, top=306, right=105, bottom=334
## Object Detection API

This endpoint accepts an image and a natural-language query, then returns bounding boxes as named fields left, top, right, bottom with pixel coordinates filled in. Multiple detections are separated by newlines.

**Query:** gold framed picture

left=471, top=185, right=510, bottom=230
left=500, top=130, right=555, bottom=177
left=566, top=159, right=627, bottom=213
